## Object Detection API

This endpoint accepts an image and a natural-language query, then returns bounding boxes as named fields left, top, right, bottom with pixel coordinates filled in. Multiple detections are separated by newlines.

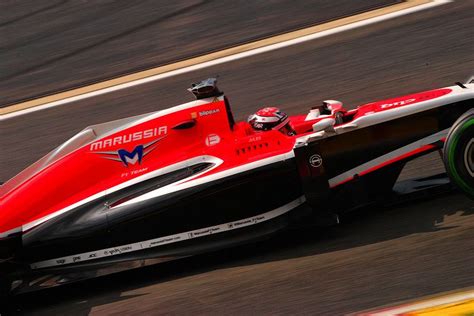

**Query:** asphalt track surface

left=2, top=0, right=474, bottom=314
left=0, top=0, right=397, bottom=106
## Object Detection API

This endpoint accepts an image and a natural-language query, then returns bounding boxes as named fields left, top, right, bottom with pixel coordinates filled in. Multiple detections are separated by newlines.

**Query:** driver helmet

left=248, top=107, right=289, bottom=131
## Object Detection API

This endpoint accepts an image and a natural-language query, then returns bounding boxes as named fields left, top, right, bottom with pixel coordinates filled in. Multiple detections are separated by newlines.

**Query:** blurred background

left=1, top=0, right=474, bottom=314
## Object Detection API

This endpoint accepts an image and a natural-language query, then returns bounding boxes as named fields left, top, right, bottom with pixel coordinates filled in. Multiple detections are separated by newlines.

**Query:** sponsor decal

left=380, top=98, right=416, bottom=109
left=205, top=134, right=221, bottom=147
left=249, top=136, right=262, bottom=142
left=199, top=109, right=220, bottom=116
left=121, top=167, right=149, bottom=178
left=92, top=136, right=166, bottom=167
left=104, top=245, right=133, bottom=256
left=30, top=197, right=305, bottom=269
left=309, top=154, right=323, bottom=168
left=89, top=126, right=167, bottom=151
left=192, top=227, right=221, bottom=236
left=149, top=236, right=181, bottom=246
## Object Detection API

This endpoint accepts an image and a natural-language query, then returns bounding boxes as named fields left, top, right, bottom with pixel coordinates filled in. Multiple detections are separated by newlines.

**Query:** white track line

left=0, top=0, right=451, bottom=121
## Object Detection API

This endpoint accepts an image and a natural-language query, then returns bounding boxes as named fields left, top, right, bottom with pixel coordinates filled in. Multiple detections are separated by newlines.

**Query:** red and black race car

left=0, top=78, right=473, bottom=295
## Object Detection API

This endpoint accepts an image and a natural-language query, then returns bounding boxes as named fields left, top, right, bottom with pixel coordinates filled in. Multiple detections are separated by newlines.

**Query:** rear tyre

left=443, top=109, right=474, bottom=199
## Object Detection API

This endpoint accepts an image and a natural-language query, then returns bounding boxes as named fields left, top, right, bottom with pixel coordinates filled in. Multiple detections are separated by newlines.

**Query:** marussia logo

left=89, top=126, right=168, bottom=151
left=118, top=146, right=144, bottom=166
left=92, top=136, right=166, bottom=167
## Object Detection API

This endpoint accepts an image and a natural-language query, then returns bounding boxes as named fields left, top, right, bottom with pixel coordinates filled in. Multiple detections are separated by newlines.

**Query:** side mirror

left=312, top=118, right=335, bottom=133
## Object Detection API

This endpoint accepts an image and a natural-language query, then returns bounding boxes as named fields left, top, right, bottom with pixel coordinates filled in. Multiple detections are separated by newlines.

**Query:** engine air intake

left=188, top=78, right=222, bottom=99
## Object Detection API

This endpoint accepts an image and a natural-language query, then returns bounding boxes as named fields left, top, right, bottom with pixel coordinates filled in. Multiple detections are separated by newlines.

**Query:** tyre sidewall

left=444, top=111, right=474, bottom=199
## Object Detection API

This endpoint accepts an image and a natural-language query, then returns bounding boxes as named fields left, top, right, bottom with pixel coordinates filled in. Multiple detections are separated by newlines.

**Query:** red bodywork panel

left=353, top=88, right=452, bottom=119
left=0, top=99, right=296, bottom=235
left=0, top=87, right=454, bottom=236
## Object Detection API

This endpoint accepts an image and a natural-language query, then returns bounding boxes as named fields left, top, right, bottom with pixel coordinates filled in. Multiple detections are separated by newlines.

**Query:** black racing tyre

left=443, top=108, right=474, bottom=199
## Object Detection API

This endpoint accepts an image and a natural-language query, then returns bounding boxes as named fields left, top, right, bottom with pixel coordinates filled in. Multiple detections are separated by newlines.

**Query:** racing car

left=0, top=77, right=473, bottom=296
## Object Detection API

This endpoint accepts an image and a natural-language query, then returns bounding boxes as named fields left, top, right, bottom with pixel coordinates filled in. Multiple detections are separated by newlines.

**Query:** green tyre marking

left=448, top=118, right=474, bottom=195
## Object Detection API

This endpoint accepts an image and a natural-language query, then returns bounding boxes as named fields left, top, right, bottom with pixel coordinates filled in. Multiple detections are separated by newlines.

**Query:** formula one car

left=0, top=77, right=473, bottom=295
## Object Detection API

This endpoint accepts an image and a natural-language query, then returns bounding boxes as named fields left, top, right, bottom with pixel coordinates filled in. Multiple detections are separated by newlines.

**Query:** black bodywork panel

left=294, top=100, right=472, bottom=214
